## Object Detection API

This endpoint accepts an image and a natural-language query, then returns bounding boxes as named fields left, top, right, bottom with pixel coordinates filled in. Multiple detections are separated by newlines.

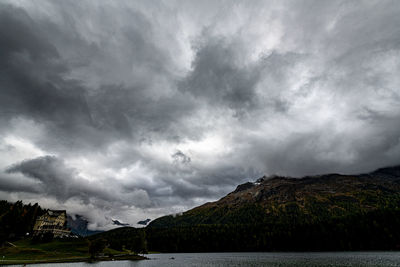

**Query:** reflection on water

left=18, top=252, right=400, bottom=267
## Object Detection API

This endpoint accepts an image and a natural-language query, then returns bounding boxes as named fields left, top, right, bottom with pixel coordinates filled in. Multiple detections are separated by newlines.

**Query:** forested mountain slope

left=149, top=165, right=400, bottom=228
left=143, top=166, right=400, bottom=251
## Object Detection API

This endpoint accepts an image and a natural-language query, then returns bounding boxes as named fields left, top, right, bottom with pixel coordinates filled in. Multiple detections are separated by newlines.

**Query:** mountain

left=143, top=165, right=400, bottom=252
left=112, top=219, right=130, bottom=227
left=149, top=165, right=400, bottom=228
left=137, top=219, right=151, bottom=226
left=67, top=215, right=103, bottom=237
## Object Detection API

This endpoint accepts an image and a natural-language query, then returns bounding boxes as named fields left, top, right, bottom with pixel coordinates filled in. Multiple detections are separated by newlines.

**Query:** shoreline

left=0, top=254, right=148, bottom=265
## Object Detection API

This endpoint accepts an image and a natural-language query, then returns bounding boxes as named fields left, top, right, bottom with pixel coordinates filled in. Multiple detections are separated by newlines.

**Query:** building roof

left=46, top=210, right=67, bottom=217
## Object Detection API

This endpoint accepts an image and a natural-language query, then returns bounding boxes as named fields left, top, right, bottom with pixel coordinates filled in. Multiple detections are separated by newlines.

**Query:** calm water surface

left=23, top=252, right=400, bottom=266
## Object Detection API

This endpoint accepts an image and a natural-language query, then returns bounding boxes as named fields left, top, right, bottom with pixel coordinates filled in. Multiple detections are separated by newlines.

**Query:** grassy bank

left=0, top=238, right=147, bottom=265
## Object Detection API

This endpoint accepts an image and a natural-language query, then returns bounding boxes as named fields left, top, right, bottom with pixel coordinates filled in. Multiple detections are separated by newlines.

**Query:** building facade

left=33, top=210, right=70, bottom=238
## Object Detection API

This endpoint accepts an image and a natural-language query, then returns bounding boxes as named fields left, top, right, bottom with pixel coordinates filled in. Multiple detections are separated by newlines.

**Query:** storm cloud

left=1, top=0, right=400, bottom=229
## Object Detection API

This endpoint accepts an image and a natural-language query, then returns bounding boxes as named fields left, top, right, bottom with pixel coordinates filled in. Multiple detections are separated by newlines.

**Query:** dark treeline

left=145, top=208, right=400, bottom=252
left=91, top=207, right=400, bottom=252
left=0, top=200, right=44, bottom=243
left=89, top=227, right=147, bottom=254
left=3, top=199, right=400, bottom=252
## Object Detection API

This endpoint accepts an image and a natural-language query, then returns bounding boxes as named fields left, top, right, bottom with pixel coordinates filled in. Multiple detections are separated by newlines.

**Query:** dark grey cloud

left=6, top=156, right=111, bottom=203
left=0, top=174, right=41, bottom=194
left=0, top=0, right=400, bottom=228
left=180, top=38, right=260, bottom=113
left=181, top=38, right=304, bottom=115
left=172, top=150, right=191, bottom=164
left=0, top=3, right=98, bottom=152
left=0, top=1, right=195, bottom=151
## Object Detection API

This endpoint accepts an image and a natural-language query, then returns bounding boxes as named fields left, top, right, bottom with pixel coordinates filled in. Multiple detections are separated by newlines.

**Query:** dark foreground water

left=23, top=252, right=400, bottom=266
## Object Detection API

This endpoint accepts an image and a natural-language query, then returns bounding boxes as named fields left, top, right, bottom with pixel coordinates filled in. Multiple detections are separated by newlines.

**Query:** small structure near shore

left=33, top=210, right=70, bottom=238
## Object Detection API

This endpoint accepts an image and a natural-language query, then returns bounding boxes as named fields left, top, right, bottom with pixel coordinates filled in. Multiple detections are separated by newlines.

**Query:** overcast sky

left=1, top=0, right=400, bottom=229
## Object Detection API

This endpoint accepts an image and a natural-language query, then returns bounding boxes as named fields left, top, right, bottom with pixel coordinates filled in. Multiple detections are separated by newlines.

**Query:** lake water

left=22, top=252, right=400, bottom=266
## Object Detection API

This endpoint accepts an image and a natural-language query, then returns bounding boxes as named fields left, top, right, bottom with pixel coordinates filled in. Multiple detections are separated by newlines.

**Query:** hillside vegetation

left=150, top=166, right=400, bottom=228
left=144, top=165, right=400, bottom=251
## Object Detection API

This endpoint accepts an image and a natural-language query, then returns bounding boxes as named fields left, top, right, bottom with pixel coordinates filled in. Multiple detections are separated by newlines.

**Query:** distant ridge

left=149, top=165, right=400, bottom=227
left=67, top=215, right=103, bottom=237
left=137, top=219, right=151, bottom=225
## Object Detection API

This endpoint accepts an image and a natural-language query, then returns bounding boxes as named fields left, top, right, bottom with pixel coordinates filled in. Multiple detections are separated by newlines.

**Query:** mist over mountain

left=67, top=215, right=103, bottom=237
